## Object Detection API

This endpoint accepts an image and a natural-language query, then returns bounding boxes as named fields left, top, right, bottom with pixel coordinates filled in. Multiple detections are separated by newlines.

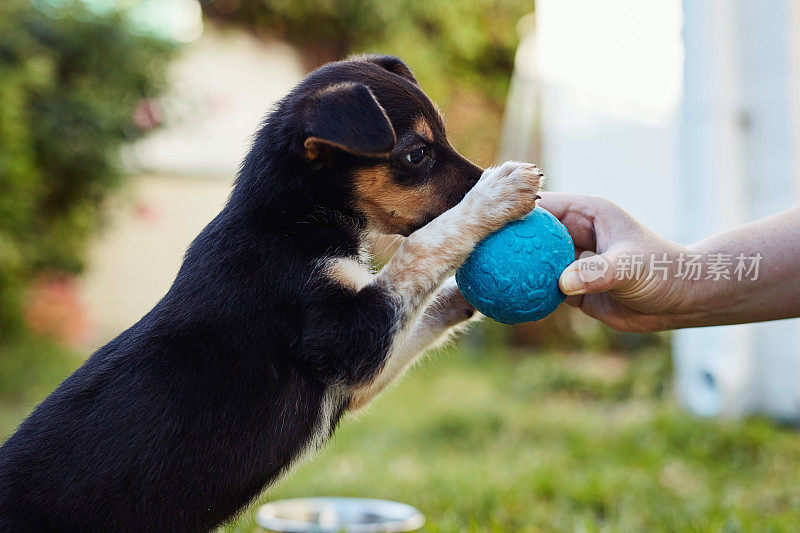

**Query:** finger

left=558, top=252, right=620, bottom=296
left=563, top=294, right=583, bottom=308
left=535, top=191, right=572, bottom=219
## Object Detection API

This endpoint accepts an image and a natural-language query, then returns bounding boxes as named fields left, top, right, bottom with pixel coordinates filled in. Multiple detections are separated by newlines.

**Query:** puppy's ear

left=357, top=54, right=419, bottom=85
left=304, top=82, right=396, bottom=160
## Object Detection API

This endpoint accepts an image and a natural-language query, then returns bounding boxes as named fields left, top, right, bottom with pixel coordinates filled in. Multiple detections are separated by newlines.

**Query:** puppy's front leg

left=350, top=161, right=542, bottom=407
left=350, top=277, right=479, bottom=410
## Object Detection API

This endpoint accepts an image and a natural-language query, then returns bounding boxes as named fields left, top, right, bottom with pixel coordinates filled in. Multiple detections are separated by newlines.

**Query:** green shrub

left=0, top=0, right=174, bottom=337
left=0, top=330, right=79, bottom=400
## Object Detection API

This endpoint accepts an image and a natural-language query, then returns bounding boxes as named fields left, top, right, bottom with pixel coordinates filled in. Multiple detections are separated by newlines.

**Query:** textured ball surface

left=455, top=206, right=574, bottom=325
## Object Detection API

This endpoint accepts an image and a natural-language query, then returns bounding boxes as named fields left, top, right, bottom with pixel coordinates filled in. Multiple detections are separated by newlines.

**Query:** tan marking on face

left=304, top=140, right=321, bottom=160
left=413, top=117, right=433, bottom=143
left=354, top=165, right=436, bottom=234
left=325, top=257, right=373, bottom=291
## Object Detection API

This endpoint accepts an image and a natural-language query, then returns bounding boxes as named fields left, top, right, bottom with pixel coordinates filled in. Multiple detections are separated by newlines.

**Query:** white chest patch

left=325, top=257, right=374, bottom=291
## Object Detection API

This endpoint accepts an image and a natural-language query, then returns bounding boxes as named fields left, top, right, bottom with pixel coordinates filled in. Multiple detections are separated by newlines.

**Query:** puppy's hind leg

left=402, top=277, right=480, bottom=356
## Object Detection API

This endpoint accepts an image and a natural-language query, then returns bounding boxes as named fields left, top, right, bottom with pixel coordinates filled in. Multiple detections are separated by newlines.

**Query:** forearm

left=665, top=207, right=800, bottom=329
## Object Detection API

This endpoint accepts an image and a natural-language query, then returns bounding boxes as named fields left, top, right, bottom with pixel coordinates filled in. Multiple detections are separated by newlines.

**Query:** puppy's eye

left=406, top=147, right=427, bottom=165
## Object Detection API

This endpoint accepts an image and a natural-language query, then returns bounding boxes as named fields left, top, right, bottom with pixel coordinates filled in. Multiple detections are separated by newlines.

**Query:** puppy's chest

left=324, top=256, right=374, bottom=291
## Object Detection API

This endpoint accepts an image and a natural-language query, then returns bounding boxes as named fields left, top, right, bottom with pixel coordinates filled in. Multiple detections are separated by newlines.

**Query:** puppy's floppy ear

left=357, top=54, right=419, bottom=85
left=304, top=82, right=396, bottom=160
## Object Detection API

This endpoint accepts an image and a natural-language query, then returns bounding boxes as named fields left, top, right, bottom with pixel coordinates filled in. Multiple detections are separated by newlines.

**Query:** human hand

left=537, top=193, right=693, bottom=332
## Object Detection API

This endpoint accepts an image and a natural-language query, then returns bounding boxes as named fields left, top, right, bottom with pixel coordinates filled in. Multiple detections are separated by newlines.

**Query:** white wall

left=124, top=25, right=305, bottom=178
left=523, top=0, right=684, bottom=240
left=81, top=27, right=304, bottom=349
left=677, top=0, right=800, bottom=420
left=514, top=0, right=800, bottom=420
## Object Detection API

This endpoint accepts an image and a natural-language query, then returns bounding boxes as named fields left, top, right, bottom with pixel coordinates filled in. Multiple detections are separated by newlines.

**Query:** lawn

left=227, top=340, right=800, bottom=532
left=2, top=333, right=800, bottom=532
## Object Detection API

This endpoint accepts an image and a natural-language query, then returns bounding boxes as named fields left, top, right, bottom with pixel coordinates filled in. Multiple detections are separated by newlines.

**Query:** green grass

left=225, top=343, right=800, bottom=532
left=0, top=332, right=81, bottom=436
left=3, top=336, right=800, bottom=532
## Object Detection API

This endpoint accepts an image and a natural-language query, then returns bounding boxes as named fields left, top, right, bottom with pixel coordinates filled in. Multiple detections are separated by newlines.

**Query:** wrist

left=656, top=242, right=740, bottom=329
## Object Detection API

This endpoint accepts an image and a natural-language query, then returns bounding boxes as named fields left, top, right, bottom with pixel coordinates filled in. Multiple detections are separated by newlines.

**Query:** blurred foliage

left=0, top=329, right=78, bottom=400
left=201, top=0, right=532, bottom=164
left=201, top=0, right=530, bottom=103
left=0, top=0, right=174, bottom=339
left=508, top=306, right=671, bottom=353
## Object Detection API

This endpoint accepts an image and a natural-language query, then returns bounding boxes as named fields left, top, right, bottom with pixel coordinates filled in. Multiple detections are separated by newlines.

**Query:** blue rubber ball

left=455, top=206, right=574, bottom=325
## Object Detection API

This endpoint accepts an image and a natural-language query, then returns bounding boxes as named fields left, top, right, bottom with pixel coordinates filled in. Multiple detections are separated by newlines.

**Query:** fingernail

left=560, top=269, right=586, bottom=295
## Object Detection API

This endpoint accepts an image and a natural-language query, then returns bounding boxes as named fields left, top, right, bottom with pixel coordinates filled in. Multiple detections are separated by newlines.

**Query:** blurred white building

left=508, top=0, right=800, bottom=420
left=676, top=0, right=800, bottom=420
left=504, top=1, right=683, bottom=239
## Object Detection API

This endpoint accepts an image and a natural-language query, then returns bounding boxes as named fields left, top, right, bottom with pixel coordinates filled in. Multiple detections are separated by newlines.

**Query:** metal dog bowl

left=255, top=497, right=425, bottom=532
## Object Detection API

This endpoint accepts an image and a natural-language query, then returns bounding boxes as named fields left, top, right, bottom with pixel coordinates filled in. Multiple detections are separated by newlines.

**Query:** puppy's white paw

left=466, top=161, right=543, bottom=228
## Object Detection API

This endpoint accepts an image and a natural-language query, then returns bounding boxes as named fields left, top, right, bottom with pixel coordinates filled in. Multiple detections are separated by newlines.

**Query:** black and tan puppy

left=0, top=55, right=542, bottom=532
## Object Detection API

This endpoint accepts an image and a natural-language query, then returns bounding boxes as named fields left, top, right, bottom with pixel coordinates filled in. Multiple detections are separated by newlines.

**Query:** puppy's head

left=297, top=55, right=482, bottom=236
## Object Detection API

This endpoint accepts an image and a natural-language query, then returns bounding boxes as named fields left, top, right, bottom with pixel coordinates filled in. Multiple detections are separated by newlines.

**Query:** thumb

left=559, top=253, right=621, bottom=296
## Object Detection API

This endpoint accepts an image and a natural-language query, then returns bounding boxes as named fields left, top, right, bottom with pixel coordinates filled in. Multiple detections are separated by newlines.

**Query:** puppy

left=0, top=55, right=542, bottom=532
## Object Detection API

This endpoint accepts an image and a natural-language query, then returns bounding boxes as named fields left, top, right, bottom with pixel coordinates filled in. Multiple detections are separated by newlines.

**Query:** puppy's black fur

left=0, top=56, right=481, bottom=532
